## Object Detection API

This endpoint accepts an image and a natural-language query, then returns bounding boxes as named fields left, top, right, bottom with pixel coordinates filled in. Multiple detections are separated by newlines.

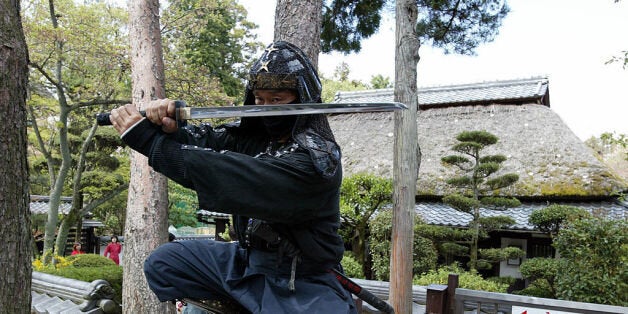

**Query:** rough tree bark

left=124, top=0, right=171, bottom=312
left=0, top=0, right=32, bottom=312
left=390, top=0, right=419, bottom=313
left=274, top=0, right=323, bottom=67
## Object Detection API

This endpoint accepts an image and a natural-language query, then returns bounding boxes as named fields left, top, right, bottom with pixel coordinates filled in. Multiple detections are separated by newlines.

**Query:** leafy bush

left=38, top=264, right=123, bottom=304
left=35, top=254, right=123, bottom=304
left=39, top=265, right=123, bottom=304
left=341, top=253, right=364, bottom=278
left=553, top=217, right=627, bottom=306
left=414, top=264, right=509, bottom=292
left=65, top=253, right=117, bottom=267
left=517, top=257, right=560, bottom=298
left=514, top=279, right=555, bottom=298
left=369, top=210, right=438, bottom=281
left=529, top=204, right=590, bottom=237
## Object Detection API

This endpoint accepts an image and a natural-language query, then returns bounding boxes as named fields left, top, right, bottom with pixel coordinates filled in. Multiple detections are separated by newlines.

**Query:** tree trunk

left=390, top=0, right=419, bottom=313
left=125, top=0, right=171, bottom=312
left=274, top=0, right=322, bottom=67
left=55, top=120, right=98, bottom=254
left=41, top=0, right=74, bottom=257
left=0, top=0, right=32, bottom=312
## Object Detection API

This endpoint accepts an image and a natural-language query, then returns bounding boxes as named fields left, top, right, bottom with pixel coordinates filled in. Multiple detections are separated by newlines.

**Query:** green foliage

left=65, top=253, right=116, bottom=267
left=553, top=217, right=628, bottom=306
left=414, top=264, right=509, bottom=292
left=416, top=0, right=510, bottom=55
left=514, top=279, right=555, bottom=299
left=39, top=265, right=123, bottom=304
left=441, top=130, right=519, bottom=270
left=442, top=194, right=478, bottom=213
left=477, top=216, right=515, bottom=232
left=479, top=155, right=506, bottom=164
left=162, top=0, right=262, bottom=99
left=341, top=253, right=364, bottom=278
left=517, top=257, right=560, bottom=298
left=321, top=0, right=386, bottom=53
left=442, top=155, right=471, bottom=166
left=369, top=210, right=438, bottom=281
left=340, top=173, right=392, bottom=278
left=479, top=247, right=524, bottom=263
left=369, top=74, right=392, bottom=89
left=168, top=180, right=199, bottom=228
left=529, top=204, right=591, bottom=237
left=480, top=196, right=521, bottom=209
left=321, top=74, right=368, bottom=103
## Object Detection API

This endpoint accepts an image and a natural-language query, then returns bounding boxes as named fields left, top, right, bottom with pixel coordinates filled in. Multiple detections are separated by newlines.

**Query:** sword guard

left=174, top=100, right=187, bottom=129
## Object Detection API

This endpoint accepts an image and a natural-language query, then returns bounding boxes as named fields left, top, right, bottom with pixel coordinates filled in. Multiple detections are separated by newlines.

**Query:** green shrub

left=341, top=253, right=364, bottom=278
left=553, top=217, right=627, bottom=306
left=414, top=264, right=509, bottom=292
left=65, top=253, right=117, bottom=267
left=38, top=264, right=123, bottom=304
left=369, top=209, right=438, bottom=281
left=514, top=279, right=555, bottom=298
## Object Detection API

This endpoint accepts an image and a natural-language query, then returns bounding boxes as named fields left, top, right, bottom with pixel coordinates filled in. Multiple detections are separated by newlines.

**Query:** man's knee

left=144, top=242, right=180, bottom=275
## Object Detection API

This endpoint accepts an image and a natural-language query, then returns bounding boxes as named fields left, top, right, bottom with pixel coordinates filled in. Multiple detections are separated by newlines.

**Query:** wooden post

left=390, top=0, right=420, bottom=313
left=446, top=274, right=459, bottom=314
left=426, top=284, right=448, bottom=314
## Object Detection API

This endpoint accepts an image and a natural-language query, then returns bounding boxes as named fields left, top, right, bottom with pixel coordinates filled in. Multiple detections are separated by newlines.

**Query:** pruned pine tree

left=441, top=130, right=523, bottom=270
left=124, top=0, right=171, bottom=312
left=0, top=0, right=32, bottom=312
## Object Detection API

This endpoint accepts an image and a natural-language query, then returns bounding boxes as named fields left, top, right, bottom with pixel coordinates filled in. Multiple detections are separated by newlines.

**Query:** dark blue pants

left=144, top=240, right=356, bottom=314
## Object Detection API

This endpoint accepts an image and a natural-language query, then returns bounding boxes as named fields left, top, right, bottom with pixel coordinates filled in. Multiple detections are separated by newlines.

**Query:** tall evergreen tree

left=124, top=0, right=170, bottom=312
left=0, top=0, right=32, bottom=311
left=441, top=130, right=522, bottom=270
left=321, top=0, right=509, bottom=55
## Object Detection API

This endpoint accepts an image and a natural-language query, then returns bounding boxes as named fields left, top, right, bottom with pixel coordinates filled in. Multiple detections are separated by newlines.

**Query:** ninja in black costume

left=109, top=41, right=356, bottom=313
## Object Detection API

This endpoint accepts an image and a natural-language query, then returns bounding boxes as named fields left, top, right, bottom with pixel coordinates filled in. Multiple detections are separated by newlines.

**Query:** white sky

left=239, top=0, right=628, bottom=141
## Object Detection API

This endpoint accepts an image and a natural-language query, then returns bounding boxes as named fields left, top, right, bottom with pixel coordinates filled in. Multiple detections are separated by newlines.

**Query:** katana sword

left=96, top=100, right=407, bottom=126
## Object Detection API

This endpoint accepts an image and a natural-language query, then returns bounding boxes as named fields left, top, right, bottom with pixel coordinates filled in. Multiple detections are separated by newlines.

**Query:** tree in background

left=123, top=0, right=170, bottom=311
left=339, top=173, right=393, bottom=279
left=22, top=0, right=130, bottom=256
left=553, top=216, right=627, bottom=306
left=441, top=130, right=523, bottom=270
left=161, top=0, right=262, bottom=102
left=168, top=180, right=199, bottom=228
left=369, top=210, right=438, bottom=281
left=517, top=205, right=590, bottom=298
left=0, top=0, right=32, bottom=311
left=321, top=0, right=509, bottom=55
left=528, top=204, right=591, bottom=241
left=416, top=224, right=473, bottom=266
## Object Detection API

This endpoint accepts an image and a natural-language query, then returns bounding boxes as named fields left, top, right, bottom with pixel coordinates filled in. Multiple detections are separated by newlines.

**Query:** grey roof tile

left=416, top=200, right=627, bottom=231
left=334, top=76, right=549, bottom=107
left=30, top=195, right=73, bottom=215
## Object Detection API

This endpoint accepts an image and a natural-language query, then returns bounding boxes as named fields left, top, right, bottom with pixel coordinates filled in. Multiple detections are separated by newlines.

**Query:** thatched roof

left=329, top=77, right=627, bottom=199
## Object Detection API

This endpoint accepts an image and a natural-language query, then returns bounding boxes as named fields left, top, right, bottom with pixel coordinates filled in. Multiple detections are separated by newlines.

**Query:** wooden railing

left=426, top=274, right=628, bottom=314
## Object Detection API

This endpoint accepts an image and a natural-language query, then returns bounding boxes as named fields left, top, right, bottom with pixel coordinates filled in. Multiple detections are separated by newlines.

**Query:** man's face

left=253, top=89, right=298, bottom=105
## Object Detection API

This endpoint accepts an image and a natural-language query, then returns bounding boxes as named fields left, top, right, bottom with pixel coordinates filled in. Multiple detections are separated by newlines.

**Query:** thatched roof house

left=328, top=76, right=627, bottom=277
left=329, top=76, right=627, bottom=199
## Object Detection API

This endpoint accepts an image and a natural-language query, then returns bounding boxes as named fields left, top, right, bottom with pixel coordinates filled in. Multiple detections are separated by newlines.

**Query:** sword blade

left=96, top=102, right=407, bottom=126
left=179, top=102, right=407, bottom=120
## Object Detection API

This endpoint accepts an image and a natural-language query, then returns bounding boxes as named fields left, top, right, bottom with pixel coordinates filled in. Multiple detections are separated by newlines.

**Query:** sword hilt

left=96, top=100, right=187, bottom=126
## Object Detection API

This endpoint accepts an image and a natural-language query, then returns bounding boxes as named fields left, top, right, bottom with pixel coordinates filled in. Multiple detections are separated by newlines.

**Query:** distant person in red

left=71, top=242, right=84, bottom=255
left=104, top=235, right=122, bottom=265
